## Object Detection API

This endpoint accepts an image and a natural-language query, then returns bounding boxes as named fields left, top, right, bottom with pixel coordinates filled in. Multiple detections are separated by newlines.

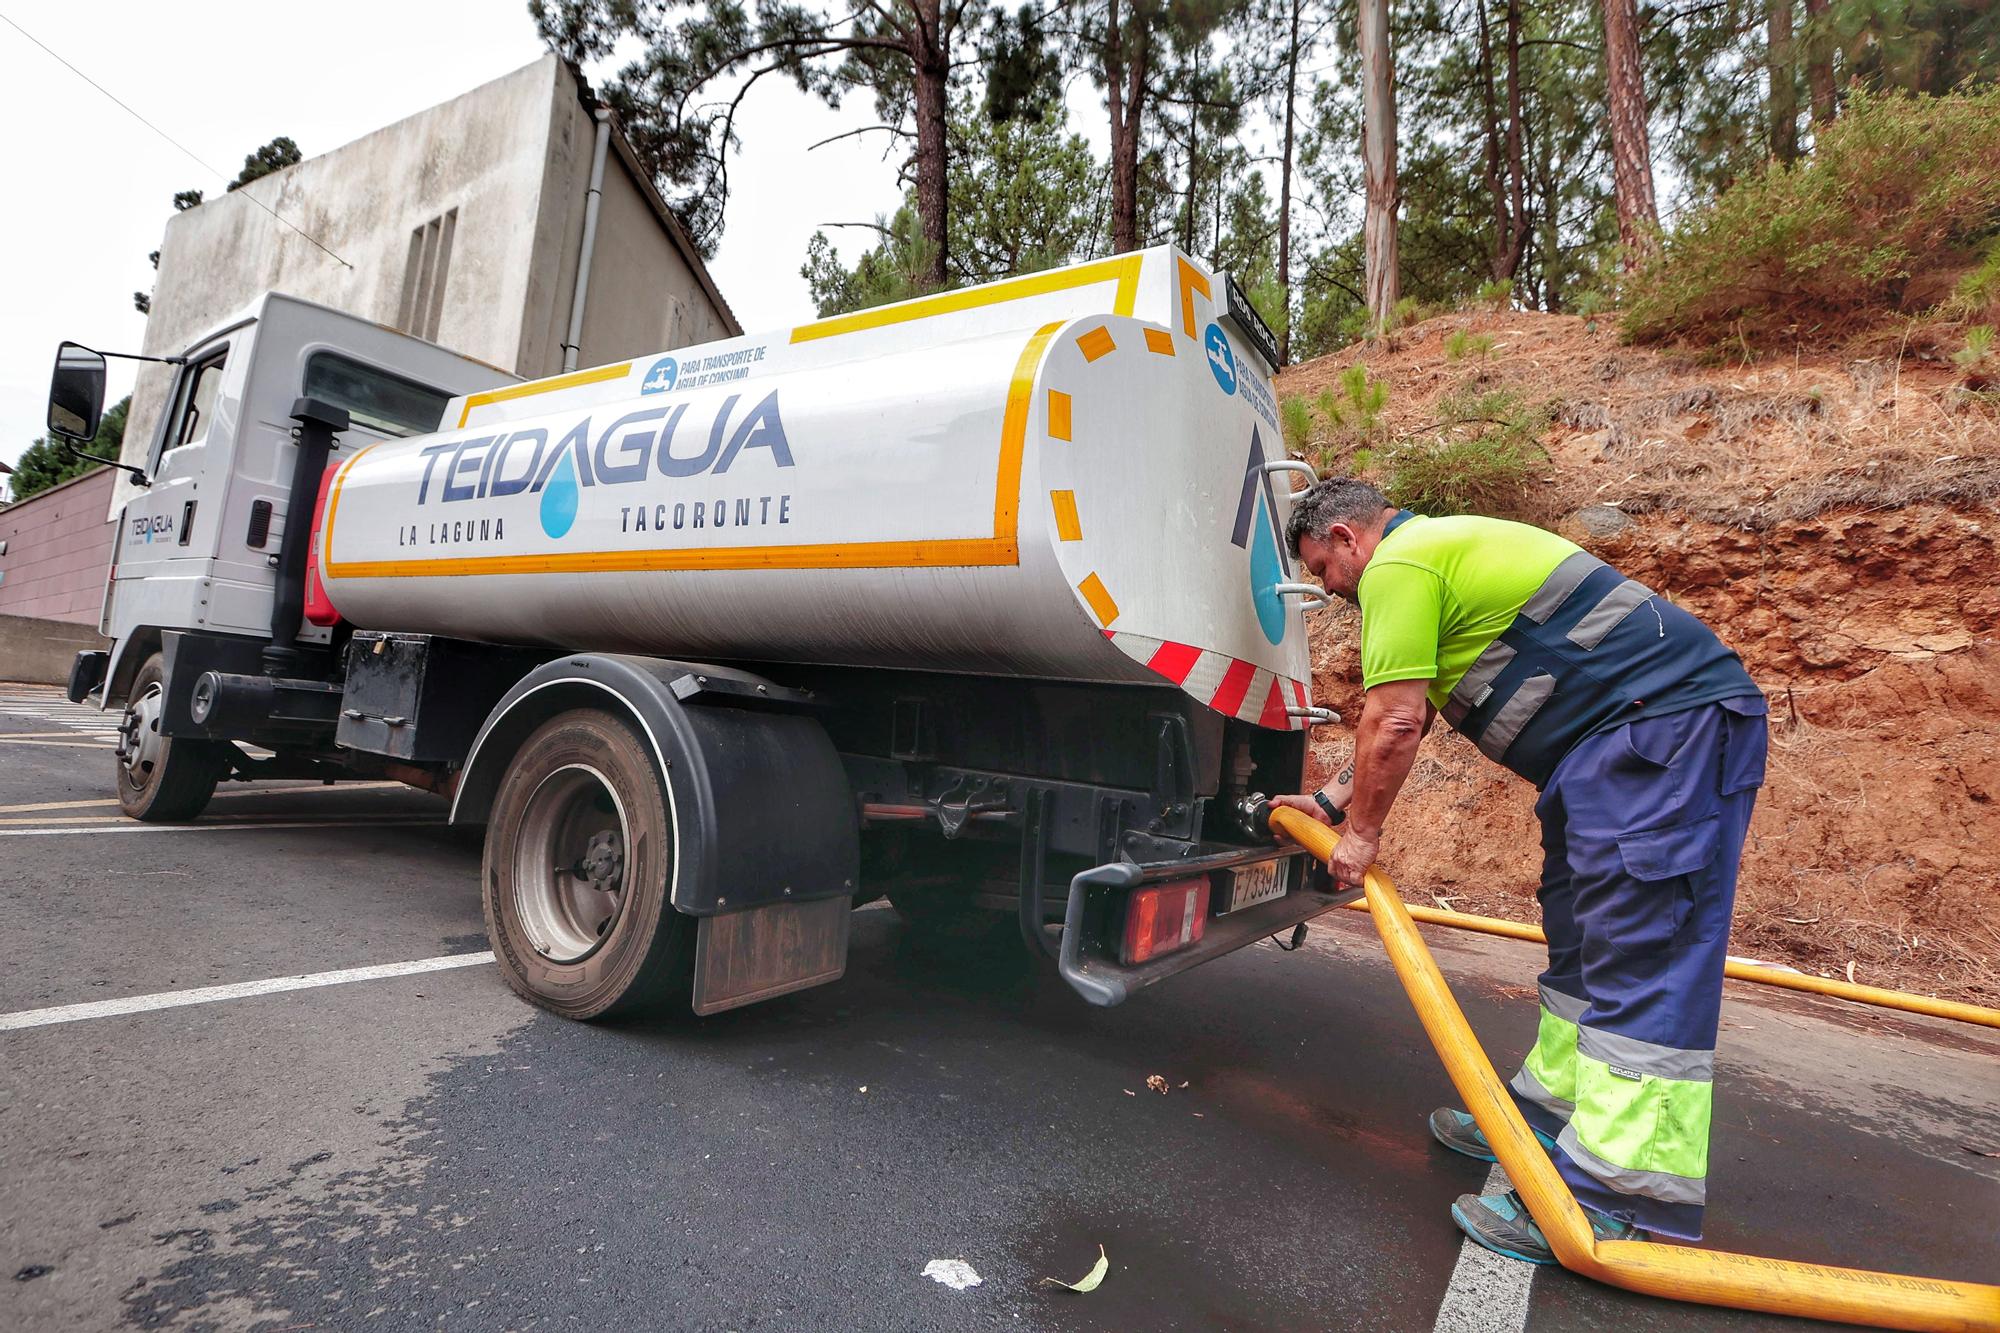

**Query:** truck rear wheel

left=116, top=653, right=226, bottom=822
left=481, top=709, right=694, bottom=1021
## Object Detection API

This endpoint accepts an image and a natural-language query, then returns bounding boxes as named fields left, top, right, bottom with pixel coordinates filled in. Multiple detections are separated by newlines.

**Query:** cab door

left=109, top=330, right=245, bottom=634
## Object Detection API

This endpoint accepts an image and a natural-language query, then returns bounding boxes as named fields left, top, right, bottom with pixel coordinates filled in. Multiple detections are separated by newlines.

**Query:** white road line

left=0, top=952, right=496, bottom=1031
left=1431, top=1162, right=1536, bottom=1333
left=0, top=817, right=445, bottom=837
left=0, top=781, right=411, bottom=815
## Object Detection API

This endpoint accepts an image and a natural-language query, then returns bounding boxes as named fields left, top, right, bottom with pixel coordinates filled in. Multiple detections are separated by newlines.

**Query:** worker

left=1273, top=478, right=1767, bottom=1265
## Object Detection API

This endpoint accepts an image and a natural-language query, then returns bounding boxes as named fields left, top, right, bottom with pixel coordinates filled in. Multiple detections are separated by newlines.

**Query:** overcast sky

left=0, top=0, right=916, bottom=474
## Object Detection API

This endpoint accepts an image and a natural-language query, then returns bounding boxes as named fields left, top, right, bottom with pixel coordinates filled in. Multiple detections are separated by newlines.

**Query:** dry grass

left=1278, top=309, right=2000, bottom=532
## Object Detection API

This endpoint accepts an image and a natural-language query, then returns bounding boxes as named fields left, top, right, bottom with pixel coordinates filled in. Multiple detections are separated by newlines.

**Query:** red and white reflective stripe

left=1109, top=631, right=1311, bottom=730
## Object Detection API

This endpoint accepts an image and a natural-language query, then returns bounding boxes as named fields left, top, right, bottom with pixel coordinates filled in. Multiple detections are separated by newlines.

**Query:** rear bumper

left=1056, top=855, right=1359, bottom=1006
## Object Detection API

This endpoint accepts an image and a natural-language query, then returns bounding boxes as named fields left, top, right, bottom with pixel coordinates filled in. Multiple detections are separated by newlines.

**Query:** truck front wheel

left=481, top=709, right=694, bottom=1021
left=116, top=653, right=227, bottom=822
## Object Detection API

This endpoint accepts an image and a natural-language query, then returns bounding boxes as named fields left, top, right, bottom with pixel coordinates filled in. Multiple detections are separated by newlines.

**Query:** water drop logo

left=641, top=356, right=679, bottom=395
left=539, top=452, right=580, bottom=538
left=1203, top=323, right=1238, bottom=396
left=1248, top=491, right=1287, bottom=644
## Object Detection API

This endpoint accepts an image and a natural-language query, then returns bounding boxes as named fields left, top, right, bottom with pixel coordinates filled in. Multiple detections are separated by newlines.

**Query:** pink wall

left=0, top=468, right=116, bottom=624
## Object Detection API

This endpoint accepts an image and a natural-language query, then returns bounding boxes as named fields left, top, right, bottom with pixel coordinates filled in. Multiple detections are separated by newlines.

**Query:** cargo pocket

left=1596, top=814, right=1723, bottom=954
left=1718, top=696, right=1770, bottom=796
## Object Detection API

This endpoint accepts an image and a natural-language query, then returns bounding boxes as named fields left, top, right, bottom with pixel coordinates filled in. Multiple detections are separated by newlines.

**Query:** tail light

left=1121, top=878, right=1209, bottom=966
left=302, top=462, right=343, bottom=627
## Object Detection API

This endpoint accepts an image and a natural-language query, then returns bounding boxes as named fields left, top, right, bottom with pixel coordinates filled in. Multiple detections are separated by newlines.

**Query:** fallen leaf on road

left=1122, top=1089, right=1135, bottom=1096
left=1146, top=1075, right=1169, bottom=1094
left=1962, top=1144, right=2000, bottom=1158
left=1042, top=1245, right=1109, bottom=1293
left=923, top=1259, right=983, bottom=1290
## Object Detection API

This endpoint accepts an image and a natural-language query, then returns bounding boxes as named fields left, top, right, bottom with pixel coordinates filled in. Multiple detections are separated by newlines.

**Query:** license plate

left=1224, top=860, right=1287, bottom=913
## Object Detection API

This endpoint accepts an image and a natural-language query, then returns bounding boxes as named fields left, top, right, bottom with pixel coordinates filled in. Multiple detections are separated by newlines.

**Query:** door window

left=163, top=350, right=227, bottom=458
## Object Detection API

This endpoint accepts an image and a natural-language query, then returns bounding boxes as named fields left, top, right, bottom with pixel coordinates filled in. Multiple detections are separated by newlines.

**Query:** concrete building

left=0, top=467, right=115, bottom=624
left=119, top=53, right=739, bottom=493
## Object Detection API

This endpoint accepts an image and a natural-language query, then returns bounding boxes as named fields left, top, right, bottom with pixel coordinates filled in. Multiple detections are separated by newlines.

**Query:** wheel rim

left=512, top=764, right=631, bottom=964
left=117, top=683, right=166, bottom=792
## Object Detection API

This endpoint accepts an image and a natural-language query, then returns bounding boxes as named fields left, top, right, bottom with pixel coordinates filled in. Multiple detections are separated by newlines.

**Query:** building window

left=398, top=207, right=458, bottom=341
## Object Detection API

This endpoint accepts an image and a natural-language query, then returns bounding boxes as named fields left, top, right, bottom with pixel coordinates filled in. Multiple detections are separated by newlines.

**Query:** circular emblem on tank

left=1202, top=323, right=1237, bottom=396
left=641, top=356, right=679, bottom=394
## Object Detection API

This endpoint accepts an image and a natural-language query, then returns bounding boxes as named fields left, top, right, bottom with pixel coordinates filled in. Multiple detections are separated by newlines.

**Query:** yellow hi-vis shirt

left=1356, top=513, right=1580, bottom=711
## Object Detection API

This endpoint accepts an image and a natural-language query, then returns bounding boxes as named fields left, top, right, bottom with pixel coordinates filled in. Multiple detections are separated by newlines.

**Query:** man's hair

left=1284, top=477, right=1393, bottom=554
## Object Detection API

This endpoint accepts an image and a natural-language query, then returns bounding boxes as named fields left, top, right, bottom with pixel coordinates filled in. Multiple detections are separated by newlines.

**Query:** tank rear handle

left=1273, top=582, right=1335, bottom=612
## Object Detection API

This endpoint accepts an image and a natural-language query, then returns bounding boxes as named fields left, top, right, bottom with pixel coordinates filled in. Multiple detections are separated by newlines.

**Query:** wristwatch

left=1313, top=790, right=1346, bottom=826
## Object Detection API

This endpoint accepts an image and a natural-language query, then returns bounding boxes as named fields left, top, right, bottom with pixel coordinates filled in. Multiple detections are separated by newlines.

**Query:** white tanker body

left=316, top=247, right=1325, bottom=731
left=57, top=246, right=1349, bottom=1023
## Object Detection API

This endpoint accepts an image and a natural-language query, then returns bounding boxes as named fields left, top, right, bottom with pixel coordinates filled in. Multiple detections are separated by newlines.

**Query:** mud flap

left=691, top=895, right=853, bottom=1015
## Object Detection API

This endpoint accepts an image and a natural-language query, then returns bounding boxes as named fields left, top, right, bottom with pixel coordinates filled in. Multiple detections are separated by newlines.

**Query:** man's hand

left=1326, top=826, right=1380, bottom=892
left=1269, top=792, right=1337, bottom=827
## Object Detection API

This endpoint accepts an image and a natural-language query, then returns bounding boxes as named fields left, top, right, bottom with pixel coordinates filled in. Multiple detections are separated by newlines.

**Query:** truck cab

left=96, top=294, right=515, bottom=704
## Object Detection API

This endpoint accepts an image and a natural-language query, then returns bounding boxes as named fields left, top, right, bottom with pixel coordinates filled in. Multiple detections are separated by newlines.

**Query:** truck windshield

left=303, top=352, right=451, bottom=437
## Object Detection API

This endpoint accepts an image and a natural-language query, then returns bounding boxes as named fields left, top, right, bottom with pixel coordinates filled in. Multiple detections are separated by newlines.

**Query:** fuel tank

left=317, top=247, right=1323, bottom=729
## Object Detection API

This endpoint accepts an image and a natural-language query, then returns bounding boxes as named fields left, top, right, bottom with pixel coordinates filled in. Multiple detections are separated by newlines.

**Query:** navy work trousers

left=1508, top=697, right=1768, bottom=1240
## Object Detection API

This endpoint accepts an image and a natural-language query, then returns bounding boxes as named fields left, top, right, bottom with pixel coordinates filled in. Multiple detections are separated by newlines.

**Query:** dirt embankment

left=1280, top=312, right=2000, bottom=1004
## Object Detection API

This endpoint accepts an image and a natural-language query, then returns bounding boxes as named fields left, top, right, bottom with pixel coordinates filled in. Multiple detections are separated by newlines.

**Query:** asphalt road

left=0, top=684, right=1993, bottom=1332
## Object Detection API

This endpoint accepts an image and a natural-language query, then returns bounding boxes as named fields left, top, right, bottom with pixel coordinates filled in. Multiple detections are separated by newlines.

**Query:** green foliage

left=228, top=136, right=301, bottom=191
left=1444, top=329, right=1496, bottom=361
left=1377, top=388, right=1548, bottom=517
left=1475, top=280, right=1513, bottom=311
left=799, top=96, right=1107, bottom=317
left=1954, top=325, right=1996, bottom=386
left=9, top=397, right=127, bottom=503
left=1622, top=88, right=2000, bottom=345
left=1280, top=395, right=1315, bottom=453
left=1950, top=239, right=2000, bottom=318
left=945, top=96, right=1104, bottom=283
left=801, top=207, right=942, bottom=317
left=1572, top=289, right=1612, bottom=319
left=1323, top=364, right=1389, bottom=438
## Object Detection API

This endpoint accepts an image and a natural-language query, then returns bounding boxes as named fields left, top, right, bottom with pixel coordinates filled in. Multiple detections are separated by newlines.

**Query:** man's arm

left=1308, top=678, right=1430, bottom=889
left=1344, top=678, right=1432, bottom=839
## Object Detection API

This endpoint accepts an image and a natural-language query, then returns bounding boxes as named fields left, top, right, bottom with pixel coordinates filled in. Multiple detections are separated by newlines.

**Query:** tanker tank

left=316, top=246, right=1325, bottom=731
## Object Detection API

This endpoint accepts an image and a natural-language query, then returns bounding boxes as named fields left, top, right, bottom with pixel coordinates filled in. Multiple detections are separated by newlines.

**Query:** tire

left=116, top=653, right=227, bottom=822
left=481, top=708, right=694, bottom=1021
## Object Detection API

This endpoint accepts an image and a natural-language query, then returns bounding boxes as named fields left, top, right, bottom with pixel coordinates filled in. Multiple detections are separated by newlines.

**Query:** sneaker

left=1427, top=1107, right=1557, bottom=1163
left=1449, top=1189, right=1648, bottom=1266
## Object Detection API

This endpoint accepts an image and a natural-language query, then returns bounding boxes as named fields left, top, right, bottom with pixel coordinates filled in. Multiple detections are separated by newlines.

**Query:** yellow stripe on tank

left=455, top=363, right=631, bottom=428
left=789, top=253, right=1142, bottom=343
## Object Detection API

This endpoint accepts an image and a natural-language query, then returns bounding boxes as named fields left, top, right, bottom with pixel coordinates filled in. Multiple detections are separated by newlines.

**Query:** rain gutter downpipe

left=561, top=107, right=612, bottom=374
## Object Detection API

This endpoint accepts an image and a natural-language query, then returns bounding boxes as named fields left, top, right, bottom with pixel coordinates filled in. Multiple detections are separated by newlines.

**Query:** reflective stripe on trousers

left=1506, top=699, right=1767, bottom=1241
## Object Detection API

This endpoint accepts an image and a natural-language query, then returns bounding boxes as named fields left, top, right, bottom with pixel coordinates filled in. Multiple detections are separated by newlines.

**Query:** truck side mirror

left=48, top=341, right=107, bottom=442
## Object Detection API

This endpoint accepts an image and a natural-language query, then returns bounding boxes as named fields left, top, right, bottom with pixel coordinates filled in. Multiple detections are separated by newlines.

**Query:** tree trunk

left=1803, top=0, right=1836, bottom=126
left=1358, top=0, right=1399, bottom=331
left=1501, top=0, right=1529, bottom=284
left=1104, top=0, right=1146, bottom=254
left=1767, top=0, right=1799, bottom=162
left=1276, top=0, right=1300, bottom=361
left=1599, top=0, right=1659, bottom=259
left=1475, top=0, right=1508, bottom=281
left=911, top=0, right=950, bottom=286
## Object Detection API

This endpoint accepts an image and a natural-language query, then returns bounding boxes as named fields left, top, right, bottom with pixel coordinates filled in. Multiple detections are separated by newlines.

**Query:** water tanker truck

left=48, top=246, right=1354, bottom=1019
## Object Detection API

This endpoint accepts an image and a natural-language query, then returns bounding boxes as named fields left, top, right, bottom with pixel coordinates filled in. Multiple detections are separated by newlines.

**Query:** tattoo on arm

left=1337, top=763, right=1354, bottom=786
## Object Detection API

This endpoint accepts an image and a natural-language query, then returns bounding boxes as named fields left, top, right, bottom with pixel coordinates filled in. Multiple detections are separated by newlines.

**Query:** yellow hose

left=1332, top=900, right=2000, bottom=1029
left=1271, top=806, right=2000, bottom=1332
